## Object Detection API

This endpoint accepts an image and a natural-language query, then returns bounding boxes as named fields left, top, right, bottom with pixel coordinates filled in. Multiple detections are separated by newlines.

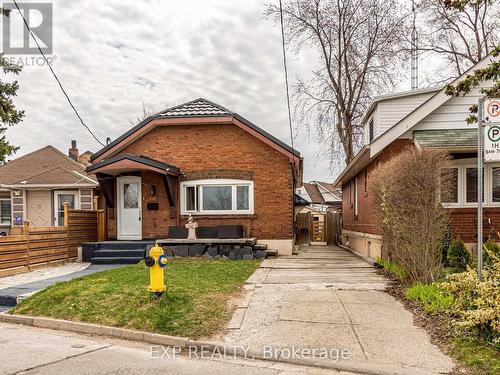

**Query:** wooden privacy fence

left=295, top=211, right=341, bottom=246
left=0, top=204, right=106, bottom=276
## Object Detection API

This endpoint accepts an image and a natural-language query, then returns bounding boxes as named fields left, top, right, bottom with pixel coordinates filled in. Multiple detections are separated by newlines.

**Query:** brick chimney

left=68, top=140, right=79, bottom=161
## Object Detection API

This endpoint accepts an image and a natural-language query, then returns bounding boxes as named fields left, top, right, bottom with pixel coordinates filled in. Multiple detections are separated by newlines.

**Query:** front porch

left=82, top=238, right=270, bottom=264
left=87, top=153, right=181, bottom=241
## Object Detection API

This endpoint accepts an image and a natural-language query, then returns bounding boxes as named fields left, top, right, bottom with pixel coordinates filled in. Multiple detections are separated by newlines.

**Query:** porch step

left=93, top=249, right=145, bottom=258
left=252, top=244, right=267, bottom=251
left=89, top=241, right=154, bottom=250
left=265, top=249, right=278, bottom=258
left=90, top=256, right=143, bottom=265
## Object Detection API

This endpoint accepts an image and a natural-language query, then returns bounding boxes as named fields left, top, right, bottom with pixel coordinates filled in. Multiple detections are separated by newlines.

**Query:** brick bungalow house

left=86, top=98, right=302, bottom=255
left=0, top=143, right=98, bottom=234
left=334, top=54, right=499, bottom=259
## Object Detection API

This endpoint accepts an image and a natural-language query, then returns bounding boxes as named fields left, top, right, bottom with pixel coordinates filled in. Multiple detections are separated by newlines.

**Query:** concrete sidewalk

left=0, top=264, right=123, bottom=308
left=224, top=245, right=455, bottom=374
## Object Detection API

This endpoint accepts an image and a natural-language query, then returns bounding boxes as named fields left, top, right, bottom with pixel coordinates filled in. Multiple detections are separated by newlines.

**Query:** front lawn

left=12, top=258, right=260, bottom=339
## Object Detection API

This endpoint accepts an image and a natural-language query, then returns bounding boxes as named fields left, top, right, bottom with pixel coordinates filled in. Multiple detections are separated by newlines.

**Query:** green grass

left=12, top=258, right=260, bottom=339
left=451, top=337, right=500, bottom=374
left=375, top=257, right=408, bottom=280
left=404, top=282, right=454, bottom=313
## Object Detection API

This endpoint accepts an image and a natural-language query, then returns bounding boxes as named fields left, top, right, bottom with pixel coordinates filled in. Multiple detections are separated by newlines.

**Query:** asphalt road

left=0, top=322, right=355, bottom=375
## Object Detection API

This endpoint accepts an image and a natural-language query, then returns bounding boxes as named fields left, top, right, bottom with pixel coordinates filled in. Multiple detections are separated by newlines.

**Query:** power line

left=11, top=0, right=105, bottom=146
left=278, top=0, right=297, bottom=240
left=278, top=0, right=295, bottom=158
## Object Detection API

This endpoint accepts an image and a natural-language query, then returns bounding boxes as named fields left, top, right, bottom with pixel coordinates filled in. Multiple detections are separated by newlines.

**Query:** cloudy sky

left=3, top=0, right=420, bottom=181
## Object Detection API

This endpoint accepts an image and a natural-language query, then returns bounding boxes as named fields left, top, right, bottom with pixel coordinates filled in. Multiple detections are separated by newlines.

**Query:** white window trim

left=180, top=179, right=254, bottom=215
left=442, top=158, right=500, bottom=208
left=53, top=190, right=80, bottom=226
left=0, top=198, right=12, bottom=226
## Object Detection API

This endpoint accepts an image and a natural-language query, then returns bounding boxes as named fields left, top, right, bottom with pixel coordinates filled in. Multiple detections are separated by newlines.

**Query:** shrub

left=405, top=282, right=453, bottom=313
left=447, top=239, right=471, bottom=273
left=483, top=238, right=500, bottom=268
left=440, top=247, right=500, bottom=344
left=375, top=257, right=408, bottom=281
left=441, top=224, right=452, bottom=266
left=371, top=148, right=452, bottom=283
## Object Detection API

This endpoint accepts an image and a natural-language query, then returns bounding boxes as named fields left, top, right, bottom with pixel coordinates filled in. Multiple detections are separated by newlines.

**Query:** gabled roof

left=91, top=98, right=300, bottom=162
left=0, top=146, right=97, bottom=187
left=334, top=53, right=499, bottom=188
left=370, top=53, right=499, bottom=157
left=303, top=182, right=325, bottom=204
left=362, top=86, right=443, bottom=125
left=312, top=181, right=342, bottom=201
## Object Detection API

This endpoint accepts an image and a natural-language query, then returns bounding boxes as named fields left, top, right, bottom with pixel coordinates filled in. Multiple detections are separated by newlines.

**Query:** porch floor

left=157, top=238, right=257, bottom=245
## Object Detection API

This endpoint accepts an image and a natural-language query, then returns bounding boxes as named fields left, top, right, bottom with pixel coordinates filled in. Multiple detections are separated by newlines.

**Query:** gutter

left=0, top=183, right=98, bottom=189
left=333, top=146, right=370, bottom=188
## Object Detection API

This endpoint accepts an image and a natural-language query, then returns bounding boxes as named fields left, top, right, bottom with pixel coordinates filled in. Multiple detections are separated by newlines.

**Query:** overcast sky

left=3, top=0, right=424, bottom=181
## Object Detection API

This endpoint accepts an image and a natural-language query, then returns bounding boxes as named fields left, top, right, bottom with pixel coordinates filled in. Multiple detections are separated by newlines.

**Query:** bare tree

left=418, top=0, right=499, bottom=76
left=266, top=0, right=409, bottom=166
left=128, top=102, right=156, bottom=125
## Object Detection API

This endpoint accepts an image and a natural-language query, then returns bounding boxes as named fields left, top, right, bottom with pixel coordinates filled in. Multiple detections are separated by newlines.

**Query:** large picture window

left=181, top=180, right=254, bottom=215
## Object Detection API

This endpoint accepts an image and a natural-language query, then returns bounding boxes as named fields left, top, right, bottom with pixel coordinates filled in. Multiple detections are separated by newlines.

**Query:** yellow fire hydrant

left=145, top=243, right=167, bottom=296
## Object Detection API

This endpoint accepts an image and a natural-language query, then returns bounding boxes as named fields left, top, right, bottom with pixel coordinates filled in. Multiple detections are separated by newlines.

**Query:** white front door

left=54, top=190, right=79, bottom=226
left=117, top=176, right=142, bottom=240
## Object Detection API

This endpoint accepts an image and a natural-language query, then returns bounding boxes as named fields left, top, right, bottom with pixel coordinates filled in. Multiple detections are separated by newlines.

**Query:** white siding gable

left=412, top=82, right=495, bottom=132
left=363, top=90, right=438, bottom=145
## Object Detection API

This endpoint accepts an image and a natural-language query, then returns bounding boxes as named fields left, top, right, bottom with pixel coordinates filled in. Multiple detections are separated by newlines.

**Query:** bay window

left=181, top=179, right=254, bottom=215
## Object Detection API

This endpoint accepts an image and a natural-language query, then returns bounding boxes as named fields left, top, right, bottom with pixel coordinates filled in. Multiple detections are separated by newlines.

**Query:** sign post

left=480, top=98, right=500, bottom=279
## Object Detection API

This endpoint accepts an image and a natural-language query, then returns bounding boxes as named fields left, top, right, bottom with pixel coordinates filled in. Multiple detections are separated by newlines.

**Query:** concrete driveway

left=223, top=245, right=455, bottom=375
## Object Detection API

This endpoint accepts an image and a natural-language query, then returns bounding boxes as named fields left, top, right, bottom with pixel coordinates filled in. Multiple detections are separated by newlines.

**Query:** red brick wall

left=448, top=208, right=500, bottom=243
left=342, top=140, right=413, bottom=235
left=107, top=123, right=293, bottom=240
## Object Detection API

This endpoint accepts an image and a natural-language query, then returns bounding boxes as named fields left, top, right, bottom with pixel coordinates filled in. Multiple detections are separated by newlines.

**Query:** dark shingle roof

left=91, top=98, right=300, bottom=161
left=158, top=98, right=232, bottom=117
left=414, top=129, right=477, bottom=148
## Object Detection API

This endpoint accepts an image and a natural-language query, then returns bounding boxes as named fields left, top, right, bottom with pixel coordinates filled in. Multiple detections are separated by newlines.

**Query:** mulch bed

left=375, top=267, right=467, bottom=374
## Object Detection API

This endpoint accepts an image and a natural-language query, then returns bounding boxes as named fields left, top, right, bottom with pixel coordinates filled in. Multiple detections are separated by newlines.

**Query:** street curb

left=1, top=313, right=435, bottom=375
left=0, top=313, right=188, bottom=347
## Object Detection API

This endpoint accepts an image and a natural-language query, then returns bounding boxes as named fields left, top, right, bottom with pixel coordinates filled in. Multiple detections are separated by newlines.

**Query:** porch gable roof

left=86, top=153, right=180, bottom=176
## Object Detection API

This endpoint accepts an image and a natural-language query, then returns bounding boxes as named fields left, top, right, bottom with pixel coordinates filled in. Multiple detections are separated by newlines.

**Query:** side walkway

left=224, top=245, right=455, bottom=375
left=0, top=264, right=122, bottom=308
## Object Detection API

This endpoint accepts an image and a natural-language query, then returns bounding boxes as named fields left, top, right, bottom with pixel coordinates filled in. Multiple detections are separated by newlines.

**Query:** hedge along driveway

left=12, top=259, right=260, bottom=339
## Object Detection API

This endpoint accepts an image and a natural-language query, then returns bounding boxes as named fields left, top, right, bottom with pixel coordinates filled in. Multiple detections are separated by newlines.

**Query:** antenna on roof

left=410, top=0, right=419, bottom=90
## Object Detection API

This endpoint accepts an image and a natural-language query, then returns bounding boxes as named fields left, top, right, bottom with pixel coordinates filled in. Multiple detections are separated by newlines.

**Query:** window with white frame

left=0, top=199, right=12, bottom=225
left=440, top=159, right=500, bottom=207
left=181, top=179, right=254, bottom=215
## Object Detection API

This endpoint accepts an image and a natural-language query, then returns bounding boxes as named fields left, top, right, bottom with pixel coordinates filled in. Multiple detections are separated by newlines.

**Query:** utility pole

left=410, top=0, right=418, bottom=90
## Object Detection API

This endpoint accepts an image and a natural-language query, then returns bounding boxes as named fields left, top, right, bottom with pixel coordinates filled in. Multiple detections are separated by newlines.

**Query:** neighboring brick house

left=86, top=98, right=302, bottom=255
left=334, top=54, right=499, bottom=259
left=0, top=143, right=98, bottom=234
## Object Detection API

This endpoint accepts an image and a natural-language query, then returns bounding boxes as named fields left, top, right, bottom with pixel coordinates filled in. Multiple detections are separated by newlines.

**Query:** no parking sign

left=484, top=99, right=500, bottom=161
